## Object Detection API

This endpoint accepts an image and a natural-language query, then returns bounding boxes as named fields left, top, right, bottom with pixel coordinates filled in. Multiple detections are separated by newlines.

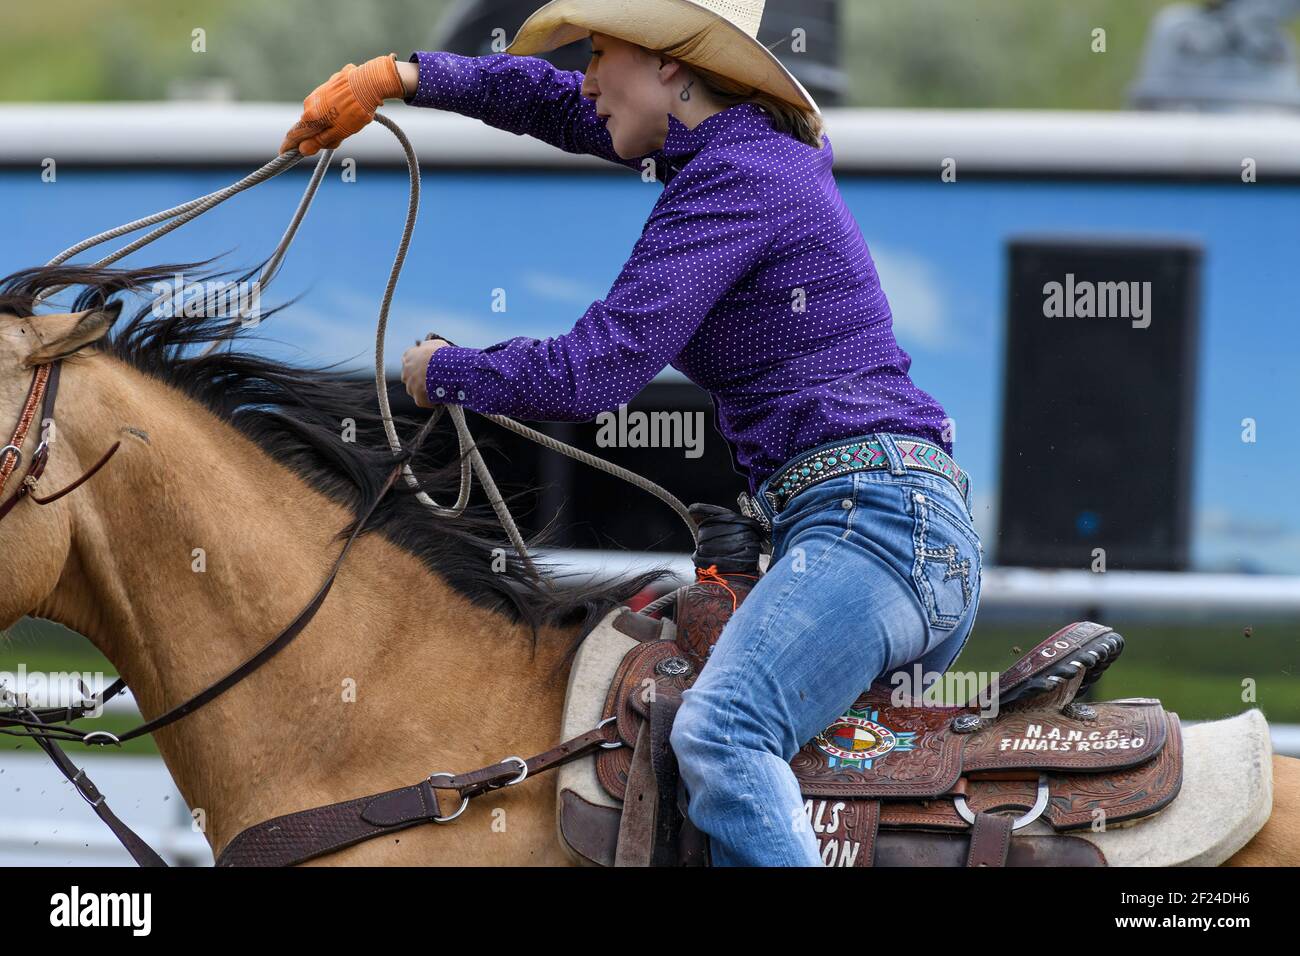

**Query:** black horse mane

left=0, top=260, right=674, bottom=652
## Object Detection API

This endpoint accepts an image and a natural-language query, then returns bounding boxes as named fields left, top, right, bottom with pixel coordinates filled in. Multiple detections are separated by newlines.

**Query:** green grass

left=954, top=620, right=1298, bottom=721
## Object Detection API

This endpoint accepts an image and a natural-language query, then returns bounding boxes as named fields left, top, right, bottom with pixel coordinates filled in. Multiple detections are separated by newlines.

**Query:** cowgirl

left=282, top=0, right=983, bottom=867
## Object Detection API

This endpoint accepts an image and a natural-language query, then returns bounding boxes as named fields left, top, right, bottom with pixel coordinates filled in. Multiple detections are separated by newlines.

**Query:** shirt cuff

left=425, top=344, right=482, bottom=405
left=404, top=50, right=487, bottom=111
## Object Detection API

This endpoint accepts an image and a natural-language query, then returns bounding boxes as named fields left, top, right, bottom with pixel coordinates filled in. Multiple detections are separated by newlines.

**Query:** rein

left=1, top=113, right=698, bottom=866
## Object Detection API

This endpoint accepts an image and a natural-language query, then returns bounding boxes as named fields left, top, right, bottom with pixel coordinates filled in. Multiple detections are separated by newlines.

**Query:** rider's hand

left=280, top=54, right=405, bottom=157
left=403, top=338, right=453, bottom=409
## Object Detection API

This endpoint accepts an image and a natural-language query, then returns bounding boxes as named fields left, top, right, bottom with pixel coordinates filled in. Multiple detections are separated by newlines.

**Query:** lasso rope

left=34, top=111, right=699, bottom=584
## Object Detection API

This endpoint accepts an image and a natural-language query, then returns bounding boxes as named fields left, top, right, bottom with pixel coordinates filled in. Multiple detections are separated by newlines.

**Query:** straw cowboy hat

left=505, top=0, right=821, bottom=116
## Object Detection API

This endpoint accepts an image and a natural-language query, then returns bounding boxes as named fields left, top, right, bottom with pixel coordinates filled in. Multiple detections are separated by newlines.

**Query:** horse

left=1, top=262, right=1296, bottom=865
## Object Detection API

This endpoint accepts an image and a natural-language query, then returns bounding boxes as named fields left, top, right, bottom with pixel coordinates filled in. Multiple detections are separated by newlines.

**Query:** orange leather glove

left=280, top=54, right=405, bottom=156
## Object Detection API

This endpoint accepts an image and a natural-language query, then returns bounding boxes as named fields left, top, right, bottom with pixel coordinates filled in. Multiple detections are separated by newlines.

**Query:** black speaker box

left=996, top=237, right=1202, bottom=570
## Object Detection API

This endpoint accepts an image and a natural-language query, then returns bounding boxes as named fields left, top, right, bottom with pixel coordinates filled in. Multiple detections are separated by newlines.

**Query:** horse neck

left=35, top=354, right=581, bottom=853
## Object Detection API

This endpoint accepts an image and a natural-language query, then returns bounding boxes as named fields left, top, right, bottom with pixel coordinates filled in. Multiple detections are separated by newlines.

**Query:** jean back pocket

left=905, top=485, right=981, bottom=631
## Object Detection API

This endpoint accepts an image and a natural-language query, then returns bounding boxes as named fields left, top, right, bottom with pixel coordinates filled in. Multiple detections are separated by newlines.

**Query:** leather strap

left=218, top=780, right=446, bottom=867
left=18, top=708, right=167, bottom=867
left=427, top=725, right=614, bottom=798
left=0, top=363, right=51, bottom=493
left=966, top=813, right=1015, bottom=867
left=614, top=720, right=657, bottom=866
left=648, top=691, right=685, bottom=866
left=217, top=724, right=619, bottom=866
left=27, top=441, right=121, bottom=506
left=0, top=677, right=128, bottom=735
left=675, top=778, right=711, bottom=866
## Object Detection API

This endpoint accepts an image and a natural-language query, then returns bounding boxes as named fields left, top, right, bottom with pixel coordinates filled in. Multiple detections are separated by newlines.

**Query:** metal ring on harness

left=499, top=756, right=529, bottom=786
left=81, top=730, right=122, bottom=747
left=952, top=774, right=1051, bottom=830
left=424, top=772, right=471, bottom=823
left=597, top=714, right=623, bottom=749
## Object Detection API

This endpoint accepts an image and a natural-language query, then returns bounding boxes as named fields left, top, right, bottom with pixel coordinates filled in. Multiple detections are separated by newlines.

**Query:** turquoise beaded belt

left=739, top=436, right=969, bottom=528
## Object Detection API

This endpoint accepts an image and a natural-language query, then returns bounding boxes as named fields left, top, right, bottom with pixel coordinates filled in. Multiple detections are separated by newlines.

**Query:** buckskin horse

left=1, top=263, right=1296, bottom=866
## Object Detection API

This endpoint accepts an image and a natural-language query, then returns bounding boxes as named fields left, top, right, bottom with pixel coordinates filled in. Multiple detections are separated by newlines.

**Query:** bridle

left=0, top=115, right=699, bottom=868
left=0, top=361, right=121, bottom=523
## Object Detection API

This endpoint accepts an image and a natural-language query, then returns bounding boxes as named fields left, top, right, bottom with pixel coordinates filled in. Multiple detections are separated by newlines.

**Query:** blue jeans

left=670, top=432, right=983, bottom=866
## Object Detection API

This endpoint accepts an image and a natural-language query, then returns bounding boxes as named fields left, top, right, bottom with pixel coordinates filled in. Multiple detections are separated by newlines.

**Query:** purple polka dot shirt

left=406, top=51, right=953, bottom=493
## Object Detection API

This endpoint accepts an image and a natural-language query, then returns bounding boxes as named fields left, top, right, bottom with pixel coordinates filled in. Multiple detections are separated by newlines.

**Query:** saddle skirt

left=556, top=576, right=1272, bottom=867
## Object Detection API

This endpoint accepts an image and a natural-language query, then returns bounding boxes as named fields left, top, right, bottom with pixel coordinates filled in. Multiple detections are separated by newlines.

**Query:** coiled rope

left=35, top=111, right=698, bottom=584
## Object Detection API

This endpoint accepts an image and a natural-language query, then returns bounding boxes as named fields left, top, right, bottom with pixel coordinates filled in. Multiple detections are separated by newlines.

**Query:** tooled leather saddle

left=558, top=505, right=1183, bottom=867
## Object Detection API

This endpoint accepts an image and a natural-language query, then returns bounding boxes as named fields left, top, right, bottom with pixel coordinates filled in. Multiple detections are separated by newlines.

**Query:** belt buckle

left=736, top=492, right=772, bottom=533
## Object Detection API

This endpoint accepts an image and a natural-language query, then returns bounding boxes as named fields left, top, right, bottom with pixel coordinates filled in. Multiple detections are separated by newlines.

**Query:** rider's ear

left=24, top=301, right=122, bottom=367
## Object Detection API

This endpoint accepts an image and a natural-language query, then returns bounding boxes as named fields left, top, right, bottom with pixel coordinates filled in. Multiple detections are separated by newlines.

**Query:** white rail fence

left=3, top=103, right=1300, bottom=176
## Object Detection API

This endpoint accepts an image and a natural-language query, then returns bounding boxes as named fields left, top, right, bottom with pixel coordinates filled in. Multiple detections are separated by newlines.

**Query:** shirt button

left=841, top=499, right=853, bottom=510
left=457, top=390, right=465, bottom=400
left=434, top=386, right=445, bottom=398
